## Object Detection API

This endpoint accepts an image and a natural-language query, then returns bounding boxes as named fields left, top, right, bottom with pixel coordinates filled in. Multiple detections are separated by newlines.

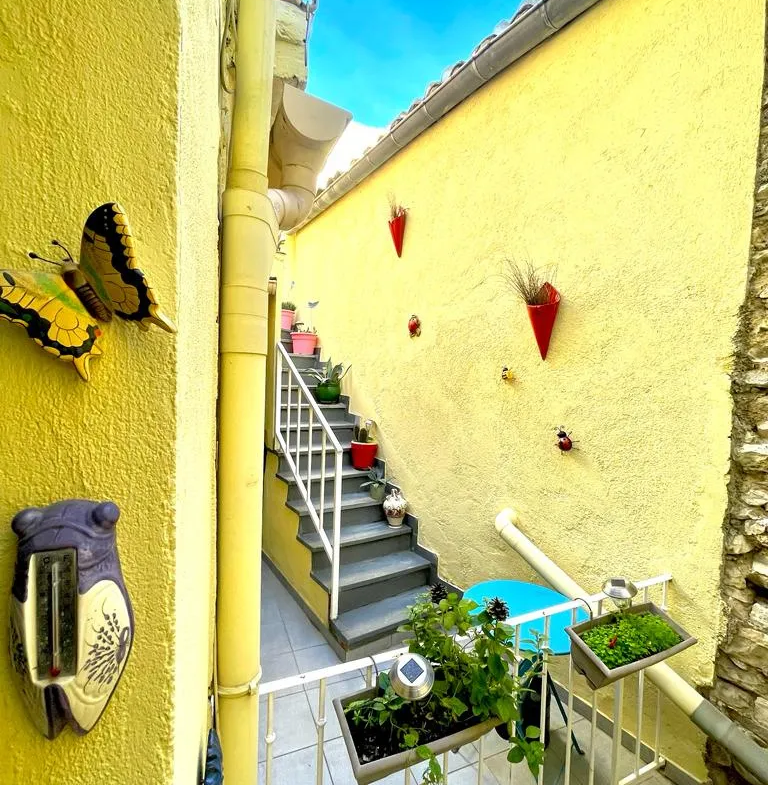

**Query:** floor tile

left=305, top=672, right=368, bottom=742
left=283, top=608, right=329, bottom=650
left=261, top=620, right=292, bottom=659
left=261, top=648, right=303, bottom=695
left=258, top=691, right=319, bottom=761
left=258, top=742, right=331, bottom=785
left=294, top=643, right=363, bottom=685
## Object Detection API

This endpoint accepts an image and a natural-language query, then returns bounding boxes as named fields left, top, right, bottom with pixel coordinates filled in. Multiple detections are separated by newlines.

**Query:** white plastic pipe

left=495, top=508, right=768, bottom=784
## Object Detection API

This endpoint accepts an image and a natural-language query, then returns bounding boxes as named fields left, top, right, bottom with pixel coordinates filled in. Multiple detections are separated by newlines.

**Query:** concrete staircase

left=271, top=328, right=440, bottom=653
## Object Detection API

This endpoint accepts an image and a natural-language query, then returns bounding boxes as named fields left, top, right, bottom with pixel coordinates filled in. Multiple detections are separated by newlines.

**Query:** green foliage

left=291, top=323, right=316, bottom=334
left=306, top=357, right=350, bottom=385
left=281, top=301, right=296, bottom=310
left=581, top=612, right=682, bottom=670
left=360, top=464, right=385, bottom=490
left=344, top=593, right=545, bottom=784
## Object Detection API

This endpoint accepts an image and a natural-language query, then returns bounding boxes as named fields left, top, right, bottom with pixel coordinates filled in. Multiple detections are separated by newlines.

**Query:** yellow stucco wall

left=292, top=0, right=765, bottom=776
left=0, top=2, right=219, bottom=783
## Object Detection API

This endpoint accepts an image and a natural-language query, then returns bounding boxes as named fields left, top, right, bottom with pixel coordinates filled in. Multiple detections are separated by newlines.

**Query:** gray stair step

left=288, top=491, right=380, bottom=519
left=299, top=520, right=411, bottom=553
left=331, top=586, right=428, bottom=649
left=277, top=423, right=355, bottom=449
left=311, top=551, right=431, bottom=614
left=277, top=441, right=354, bottom=473
left=277, top=464, right=368, bottom=486
left=283, top=353, right=320, bottom=369
left=278, top=464, right=371, bottom=499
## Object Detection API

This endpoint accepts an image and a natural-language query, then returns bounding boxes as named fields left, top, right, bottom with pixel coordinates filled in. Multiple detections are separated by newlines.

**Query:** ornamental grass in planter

left=333, top=589, right=544, bottom=785
left=565, top=602, right=696, bottom=690
left=306, top=358, right=350, bottom=404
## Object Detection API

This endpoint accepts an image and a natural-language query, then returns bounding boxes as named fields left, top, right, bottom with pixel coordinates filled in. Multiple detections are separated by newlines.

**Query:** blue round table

left=463, top=580, right=588, bottom=655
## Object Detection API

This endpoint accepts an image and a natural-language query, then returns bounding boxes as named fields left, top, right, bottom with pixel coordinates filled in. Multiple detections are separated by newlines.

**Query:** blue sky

left=307, top=0, right=524, bottom=127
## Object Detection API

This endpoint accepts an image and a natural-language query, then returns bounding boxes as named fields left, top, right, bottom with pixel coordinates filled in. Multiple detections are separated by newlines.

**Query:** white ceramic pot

left=383, top=489, right=407, bottom=528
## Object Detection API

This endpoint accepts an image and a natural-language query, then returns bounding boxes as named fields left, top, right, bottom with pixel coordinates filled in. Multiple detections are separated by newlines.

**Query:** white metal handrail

left=259, top=574, right=674, bottom=785
left=274, top=341, right=343, bottom=619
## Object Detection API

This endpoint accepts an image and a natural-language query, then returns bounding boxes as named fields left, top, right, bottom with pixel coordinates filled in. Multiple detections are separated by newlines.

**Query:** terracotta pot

left=334, top=687, right=500, bottom=785
left=388, top=212, right=406, bottom=257
left=565, top=602, right=696, bottom=690
left=350, top=441, right=377, bottom=470
left=291, top=332, right=318, bottom=355
left=280, top=309, right=295, bottom=331
left=526, top=283, right=560, bottom=360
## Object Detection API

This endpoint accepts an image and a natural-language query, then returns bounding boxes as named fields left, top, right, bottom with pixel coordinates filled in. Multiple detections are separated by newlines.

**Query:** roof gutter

left=294, top=0, right=602, bottom=231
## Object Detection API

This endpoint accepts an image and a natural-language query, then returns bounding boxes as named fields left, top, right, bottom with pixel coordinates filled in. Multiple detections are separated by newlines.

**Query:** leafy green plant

left=281, top=300, right=296, bottom=311
left=306, top=358, right=350, bottom=385
left=360, top=464, right=385, bottom=491
left=343, top=591, right=545, bottom=784
left=291, top=323, right=316, bottom=334
left=580, top=612, right=682, bottom=670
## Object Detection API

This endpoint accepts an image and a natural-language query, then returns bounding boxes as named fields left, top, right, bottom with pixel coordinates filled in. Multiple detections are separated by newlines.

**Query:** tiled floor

left=259, top=560, right=672, bottom=785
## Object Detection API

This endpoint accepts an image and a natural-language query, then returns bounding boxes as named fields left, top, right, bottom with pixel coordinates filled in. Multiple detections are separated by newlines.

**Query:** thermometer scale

left=34, top=549, right=77, bottom=680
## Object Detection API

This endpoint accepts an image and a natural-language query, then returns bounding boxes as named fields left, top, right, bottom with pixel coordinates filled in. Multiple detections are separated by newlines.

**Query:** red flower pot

left=350, top=441, right=378, bottom=470
left=526, top=283, right=560, bottom=360
left=388, top=213, right=406, bottom=257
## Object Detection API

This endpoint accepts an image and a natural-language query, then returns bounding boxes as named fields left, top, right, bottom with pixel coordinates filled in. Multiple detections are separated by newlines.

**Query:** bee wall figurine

left=501, top=366, right=514, bottom=382
left=0, top=202, right=175, bottom=381
left=9, top=499, right=133, bottom=739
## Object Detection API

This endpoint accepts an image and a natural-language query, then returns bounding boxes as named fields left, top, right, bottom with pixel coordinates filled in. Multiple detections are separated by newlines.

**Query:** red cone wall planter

left=526, top=283, right=560, bottom=360
left=388, top=212, right=406, bottom=257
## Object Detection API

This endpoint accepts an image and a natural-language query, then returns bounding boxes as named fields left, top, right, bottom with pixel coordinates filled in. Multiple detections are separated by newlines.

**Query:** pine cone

left=486, top=597, right=509, bottom=622
left=429, top=584, right=448, bottom=604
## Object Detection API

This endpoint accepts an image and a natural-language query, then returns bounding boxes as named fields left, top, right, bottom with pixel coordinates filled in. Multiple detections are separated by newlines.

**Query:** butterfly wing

left=0, top=270, right=103, bottom=381
left=79, top=202, right=176, bottom=333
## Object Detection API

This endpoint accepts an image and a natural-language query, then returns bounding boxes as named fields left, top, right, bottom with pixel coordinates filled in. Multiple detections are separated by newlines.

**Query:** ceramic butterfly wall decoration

left=0, top=202, right=175, bottom=381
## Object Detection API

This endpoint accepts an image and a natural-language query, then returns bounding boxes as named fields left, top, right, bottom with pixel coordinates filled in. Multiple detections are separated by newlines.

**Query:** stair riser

left=279, top=409, right=352, bottom=427
left=286, top=475, right=373, bottom=501
left=281, top=354, right=319, bottom=370
left=297, top=503, right=385, bottom=531
left=278, top=450, right=352, bottom=474
left=336, top=568, right=430, bottom=614
left=279, top=388, right=330, bottom=406
left=278, top=425, right=354, bottom=449
left=311, top=532, right=412, bottom=569
left=282, top=368, right=320, bottom=385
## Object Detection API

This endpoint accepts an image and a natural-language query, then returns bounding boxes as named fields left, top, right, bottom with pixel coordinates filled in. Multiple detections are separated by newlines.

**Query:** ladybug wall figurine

left=408, top=314, right=421, bottom=337
left=556, top=426, right=577, bottom=453
left=501, top=366, right=514, bottom=382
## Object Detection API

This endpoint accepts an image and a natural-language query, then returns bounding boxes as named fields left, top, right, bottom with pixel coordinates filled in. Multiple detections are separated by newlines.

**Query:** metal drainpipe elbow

left=267, top=183, right=314, bottom=231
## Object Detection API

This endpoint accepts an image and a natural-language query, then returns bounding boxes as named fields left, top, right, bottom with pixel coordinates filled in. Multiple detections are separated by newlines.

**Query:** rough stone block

left=742, top=486, right=768, bottom=506
left=722, top=626, right=768, bottom=672
left=733, top=506, right=764, bottom=521
left=749, top=599, right=768, bottom=631
left=717, top=655, right=768, bottom=698
left=712, top=680, right=755, bottom=712
left=735, top=441, right=768, bottom=471
left=727, top=530, right=756, bottom=554
left=745, top=519, right=768, bottom=536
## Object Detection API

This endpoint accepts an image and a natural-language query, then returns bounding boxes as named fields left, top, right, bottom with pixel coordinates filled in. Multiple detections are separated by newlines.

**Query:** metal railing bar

left=265, top=693, right=276, bottom=785
left=611, top=680, right=624, bottom=785
left=316, top=678, right=326, bottom=785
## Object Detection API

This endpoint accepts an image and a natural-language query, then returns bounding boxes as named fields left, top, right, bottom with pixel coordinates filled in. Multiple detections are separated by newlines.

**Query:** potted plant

left=306, top=358, right=350, bottom=404
left=565, top=602, right=696, bottom=690
left=281, top=300, right=296, bottom=331
left=351, top=419, right=378, bottom=470
left=333, top=589, right=544, bottom=785
left=382, top=488, right=407, bottom=528
left=360, top=464, right=386, bottom=502
left=388, top=192, right=407, bottom=258
left=290, top=324, right=318, bottom=356
left=500, top=260, right=560, bottom=360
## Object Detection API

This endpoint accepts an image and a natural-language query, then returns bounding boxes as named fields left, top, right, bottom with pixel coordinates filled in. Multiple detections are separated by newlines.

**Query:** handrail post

left=331, top=449, right=342, bottom=619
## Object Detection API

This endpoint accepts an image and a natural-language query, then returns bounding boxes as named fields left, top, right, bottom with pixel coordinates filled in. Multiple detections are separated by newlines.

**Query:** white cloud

left=318, top=120, right=387, bottom=189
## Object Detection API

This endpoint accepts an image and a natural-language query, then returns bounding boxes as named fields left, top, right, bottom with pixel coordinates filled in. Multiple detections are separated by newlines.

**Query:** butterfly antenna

left=51, top=239, right=75, bottom=263
left=28, top=251, right=61, bottom=266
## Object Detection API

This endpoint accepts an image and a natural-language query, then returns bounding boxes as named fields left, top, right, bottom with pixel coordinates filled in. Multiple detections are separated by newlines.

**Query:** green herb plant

left=581, top=611, right=682, bottom=670
left=306, top=358, right=350, bottom=385
left=281, top=300, right=296, bottom=311
left=344, top=591, right=545, bottom=785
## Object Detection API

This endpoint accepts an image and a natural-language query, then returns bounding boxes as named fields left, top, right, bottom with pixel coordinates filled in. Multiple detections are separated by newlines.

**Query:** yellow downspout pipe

left=216, top=0, right=277, bottom=783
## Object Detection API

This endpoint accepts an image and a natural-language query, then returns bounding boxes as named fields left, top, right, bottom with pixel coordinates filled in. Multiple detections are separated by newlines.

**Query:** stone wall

left=711, top=29, right=768, bottom=784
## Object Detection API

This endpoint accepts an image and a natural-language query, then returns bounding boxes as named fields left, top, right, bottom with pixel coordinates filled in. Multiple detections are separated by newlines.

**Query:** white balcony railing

left=274, top=341, right=343, bottom=619
left=259, top=574, right=674, bottom=785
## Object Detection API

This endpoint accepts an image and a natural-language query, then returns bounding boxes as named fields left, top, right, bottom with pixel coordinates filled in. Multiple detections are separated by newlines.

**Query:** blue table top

left=463, top=579, right=588, bottom=655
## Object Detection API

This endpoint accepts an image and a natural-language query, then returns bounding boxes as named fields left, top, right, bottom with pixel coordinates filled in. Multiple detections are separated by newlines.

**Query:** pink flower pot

left=281, top=309, right=295, bottom=331
left=291, top=332, right=318, bottom=355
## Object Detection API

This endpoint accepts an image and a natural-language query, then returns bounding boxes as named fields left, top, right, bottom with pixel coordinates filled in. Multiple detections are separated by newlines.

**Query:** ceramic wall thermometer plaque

left=0, top=202, right=175, bottom=381
left=9, top=499, right=134, bottom=739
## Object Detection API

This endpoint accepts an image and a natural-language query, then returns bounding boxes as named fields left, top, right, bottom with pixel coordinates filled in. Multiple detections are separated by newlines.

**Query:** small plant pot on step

left=291, top=332, right=318, bottom=355
left=315, top=380, right=341, bottom=404
left=334, top=687, right=500, bottom=785
left=565, top=602, right=696, bottom=690
left=383, top=488, right=407, bottom=528
left=350, top=441, right=377, bottom=470
left=526, top=282, right=560, bottom=360
left=280, top=309, right=295, bottom=331
left=368, top=484, right=386, bottom=503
